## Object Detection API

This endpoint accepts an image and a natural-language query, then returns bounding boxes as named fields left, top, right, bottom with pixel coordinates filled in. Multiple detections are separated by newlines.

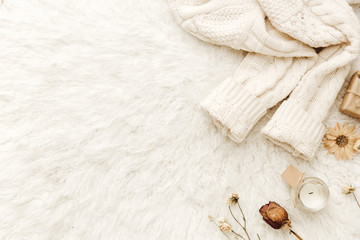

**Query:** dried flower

left=342, top=185, right=360, bottom=208
left=209, top=194, right=262, bottom=240
left=217, top=217, right=232, bottom=232
left=323, top=123, right=359, bottom=160
left=342, top=185, right=356, bottom=195
left=353, top=139, right=360, bottom=152
left=259, top=201, right=291, bottom=229
left=226, top=193, right=239, bottom=206
left=259, top=202, right=303, bottom=240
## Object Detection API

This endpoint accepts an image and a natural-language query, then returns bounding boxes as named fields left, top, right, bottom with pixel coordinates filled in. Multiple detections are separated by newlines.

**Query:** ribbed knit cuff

left=201, top=77, right=267, bottom=143
left=261, top=101, right=326, bottom=161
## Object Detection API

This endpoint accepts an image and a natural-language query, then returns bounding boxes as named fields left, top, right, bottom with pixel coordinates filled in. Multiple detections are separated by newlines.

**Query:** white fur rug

left=0, top=0, right=360, bottom=239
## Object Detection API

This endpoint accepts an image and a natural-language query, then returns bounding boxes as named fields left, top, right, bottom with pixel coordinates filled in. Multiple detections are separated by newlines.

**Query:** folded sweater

left=169, top=0, right=360, bottom=160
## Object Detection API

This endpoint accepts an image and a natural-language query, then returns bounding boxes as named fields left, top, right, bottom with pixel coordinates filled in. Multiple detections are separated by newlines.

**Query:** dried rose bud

left=259, top=201, right=292, bottom=229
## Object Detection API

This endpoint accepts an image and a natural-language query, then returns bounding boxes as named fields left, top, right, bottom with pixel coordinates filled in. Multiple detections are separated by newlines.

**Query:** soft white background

left=0, top=0, right=359, bottom=239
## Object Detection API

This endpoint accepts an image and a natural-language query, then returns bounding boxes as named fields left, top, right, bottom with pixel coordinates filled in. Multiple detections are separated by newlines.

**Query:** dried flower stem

left=231, top=230, right=246, bottom=240
left=257, top=234, right=261, bottom=240
left=290, top=229, right=303, bottom=240
left=237, top=203, right=251, bottom=240
left=228, top=206, right=251, bottom=240
left=353, top=192, right=360, bottom=208
left=221, top=231, right=232, bottom=240
left=229, top=206, right=244, bottom=228
left=238, top=202, right=247, bottom=229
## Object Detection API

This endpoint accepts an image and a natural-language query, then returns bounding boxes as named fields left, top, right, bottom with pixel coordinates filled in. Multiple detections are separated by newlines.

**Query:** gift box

left=340, top=71, right=360, bottom=119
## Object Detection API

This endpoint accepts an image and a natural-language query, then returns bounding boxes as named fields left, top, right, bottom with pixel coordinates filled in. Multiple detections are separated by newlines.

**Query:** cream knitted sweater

left=169, top=0, right=360, bottom=161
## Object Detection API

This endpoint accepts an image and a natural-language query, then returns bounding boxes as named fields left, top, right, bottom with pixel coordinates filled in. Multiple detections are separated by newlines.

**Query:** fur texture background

left=0, top=0, right=359, bottom=239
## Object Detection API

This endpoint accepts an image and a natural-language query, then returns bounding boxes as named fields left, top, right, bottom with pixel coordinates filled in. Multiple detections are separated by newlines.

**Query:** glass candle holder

left=296, top=177, right=330, bottom=212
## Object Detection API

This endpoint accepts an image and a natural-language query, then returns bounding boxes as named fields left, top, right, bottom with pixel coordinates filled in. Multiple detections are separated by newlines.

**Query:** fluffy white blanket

left=0, top=0, right=359, bottom=239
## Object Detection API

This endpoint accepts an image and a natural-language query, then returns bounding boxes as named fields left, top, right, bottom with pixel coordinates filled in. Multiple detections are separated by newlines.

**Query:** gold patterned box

left=340, top=71, right=360, bottom=119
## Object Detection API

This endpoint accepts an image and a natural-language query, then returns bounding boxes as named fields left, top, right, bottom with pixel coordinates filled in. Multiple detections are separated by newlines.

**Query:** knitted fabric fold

left=259, top=0, right=359, bottom=160
left=262, top=45, right=354, bottom=160
left=169, top=0, right=360, bottom=160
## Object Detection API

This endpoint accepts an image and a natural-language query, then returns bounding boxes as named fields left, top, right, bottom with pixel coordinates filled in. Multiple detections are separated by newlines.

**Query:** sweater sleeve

left=201, top=53, right=316, bottom=142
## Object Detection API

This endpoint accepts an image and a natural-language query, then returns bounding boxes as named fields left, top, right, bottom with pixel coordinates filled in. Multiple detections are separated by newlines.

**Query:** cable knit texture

left=168, top=0, right=360, bottom=161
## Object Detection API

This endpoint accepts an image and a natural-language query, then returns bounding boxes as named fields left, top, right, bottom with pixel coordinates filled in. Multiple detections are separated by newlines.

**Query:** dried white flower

left=342, top=185, right=356, bottom=195
left=217, top=217, right=232, bottom=232
left=353, top=139, right=360, bottom=152
left=225, top=193, right=239, bottom=206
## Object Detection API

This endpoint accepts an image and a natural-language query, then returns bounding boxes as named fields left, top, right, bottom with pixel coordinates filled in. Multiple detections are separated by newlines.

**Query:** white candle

left=297, top=177, right=329, bottom=212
